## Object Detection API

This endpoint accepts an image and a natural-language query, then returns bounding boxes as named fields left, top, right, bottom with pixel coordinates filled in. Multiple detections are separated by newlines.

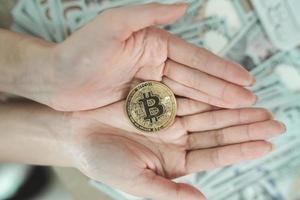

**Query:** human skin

left=0, top=3, right=256, bottom=111
left=0, top=99, right=285, bottom=200
left=0, top=3, right=283, bottom=200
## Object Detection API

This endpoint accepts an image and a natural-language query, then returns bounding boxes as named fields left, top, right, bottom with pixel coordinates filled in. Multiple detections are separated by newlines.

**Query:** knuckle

left=179, top=117, right=189, bottom=132
left=185, top=136, right=191, bottom=150
left=245, top=124, right=251, bottom=140
left=163, top=59, right=172, bottom=76
left=190, top=72, right=200, bottom=88
left=211, top=149, right=221, bottom=167
left=239, top=143, right=247, bottom=158
left=187, top=98, right=194, bottom=111
left=237, top=109, right=242, bottom=123
left=209, top=111, right=218, bottom=126
left=190, top=48, right=204, bottom=67
left=219, top=82, right=228, bottom=99
left=220, top=60, right=229, bottom=78
left=173, top=118, right=185, bottom=133
left=186, top=135, right=195, bottom=149
left=215, top=129, right=225, bottom=146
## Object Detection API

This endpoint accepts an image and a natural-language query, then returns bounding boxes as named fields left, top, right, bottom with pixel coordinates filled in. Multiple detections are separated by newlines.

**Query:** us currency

left=10, top=0, right=300, bottom=200
left=223, top=20, right=279, bottom=71
left=10, top=0, right=258, bottom=56
left=202, top=45, right=300, bottom=199
left=250, top=0, right=300, bottom=51
left=169, top=0, right=257, bottom=54
left=251, top=49, right=300, bottom=107
left=199, top=46, right=300, bottom=198
left=73, top=0, right=205, bottom=33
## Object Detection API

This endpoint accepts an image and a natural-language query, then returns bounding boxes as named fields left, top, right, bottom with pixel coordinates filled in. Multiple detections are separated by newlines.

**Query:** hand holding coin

left=126, top=81, right=177, bottom=132
left=70, top=99, right=285, bottom=200
left=0, top=2, right=286, bottom=200
left=35, top=3, right=256, bottom=111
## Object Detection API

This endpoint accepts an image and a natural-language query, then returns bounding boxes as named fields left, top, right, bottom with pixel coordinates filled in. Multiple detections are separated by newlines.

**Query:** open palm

left=68, top=98, right=284, bottom=200
left=50, top=3, right=256, bottom=111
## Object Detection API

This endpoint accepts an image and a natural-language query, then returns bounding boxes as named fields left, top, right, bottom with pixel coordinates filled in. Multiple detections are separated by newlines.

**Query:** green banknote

left=9, top=0, right=300, bottom=200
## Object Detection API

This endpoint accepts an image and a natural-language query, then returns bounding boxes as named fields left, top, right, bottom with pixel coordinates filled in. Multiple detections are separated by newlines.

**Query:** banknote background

left=9, top=0, right=300, bottom=199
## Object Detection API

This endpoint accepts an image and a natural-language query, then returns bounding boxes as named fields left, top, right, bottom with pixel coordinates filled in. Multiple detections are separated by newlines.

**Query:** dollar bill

left=250, top=0, right=300, bottom=51
left=9, top=0, right=300, bottom=200
left=223, top=20, right=279, bottom=71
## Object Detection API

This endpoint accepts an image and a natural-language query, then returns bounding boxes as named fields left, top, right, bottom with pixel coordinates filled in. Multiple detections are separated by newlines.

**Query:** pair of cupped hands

left=23, top=3, right=285, bottom=200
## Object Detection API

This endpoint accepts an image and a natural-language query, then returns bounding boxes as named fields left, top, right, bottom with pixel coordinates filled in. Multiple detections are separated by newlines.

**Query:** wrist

left=37, top=41, right=88, bottom=111
left=33, top=104, right=77, bottom=167
left=46, top=108, right=77, bottom=167
left=0, top=30, right=58, bottom=106
left=0, top=102, right=75, bottom=167
left=19, top=38, right=58, bottom=106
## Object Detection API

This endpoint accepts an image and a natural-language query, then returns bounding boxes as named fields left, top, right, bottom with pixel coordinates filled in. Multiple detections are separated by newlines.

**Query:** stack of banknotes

left=10, top=0, right=300, bottom=199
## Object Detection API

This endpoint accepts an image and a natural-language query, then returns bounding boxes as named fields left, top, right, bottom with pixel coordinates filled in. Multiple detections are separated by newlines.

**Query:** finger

left=131, top=170, right=206, bottom=200
left=99, top=3, right=187, bottom=40
left=87, top=101, right=182, bottom=140
left=187, top=120, right=285, bottom=150
left=167, top=34, right=255, bottom=86
left=185, top=141, right=272, bottom=173
left=182, top=108, right=272, bottom=132
left=164, top=60, right=256, bottom=107
left=176, top=97, right=218, bottom=116
left=163, top=77, right=235, bottom=108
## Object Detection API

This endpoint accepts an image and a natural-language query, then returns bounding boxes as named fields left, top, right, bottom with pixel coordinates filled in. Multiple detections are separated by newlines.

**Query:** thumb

left=98, top=3, right=187, bottom=40
left=129, top=170, right=206, bottom=200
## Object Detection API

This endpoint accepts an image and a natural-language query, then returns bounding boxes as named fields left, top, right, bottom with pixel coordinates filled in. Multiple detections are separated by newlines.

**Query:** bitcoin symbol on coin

left=139, top=92, right=164, bottom=123
left=126, top=81, right=176, bottom=132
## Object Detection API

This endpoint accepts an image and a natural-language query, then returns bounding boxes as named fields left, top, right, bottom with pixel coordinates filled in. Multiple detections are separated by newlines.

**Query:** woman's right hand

left=66, top=98, right=285, bottom=200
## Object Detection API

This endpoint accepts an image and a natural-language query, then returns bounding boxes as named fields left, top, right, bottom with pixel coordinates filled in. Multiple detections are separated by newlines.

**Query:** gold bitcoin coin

left=126, top=81, right=177, bottom=132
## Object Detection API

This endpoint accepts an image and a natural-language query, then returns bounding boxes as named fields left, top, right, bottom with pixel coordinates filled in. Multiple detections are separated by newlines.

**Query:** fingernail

left=278, top=121, right=287, bottom=133
left=253, top=94, right=258, bottom=104
left=249, top=77, right=256, bottom=86
left=272, top=120, right=287, bottom=133
left=264, top=121, right=286, bottom=139
left=267, top=110, right=274, bottom=119
left=238, top=64, right=256, bottom=86
left=244, top=74, right=256, bottom=86
left=237, top=94, right=257, bottom=108
left=261, top=109, right=273, bottom=119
